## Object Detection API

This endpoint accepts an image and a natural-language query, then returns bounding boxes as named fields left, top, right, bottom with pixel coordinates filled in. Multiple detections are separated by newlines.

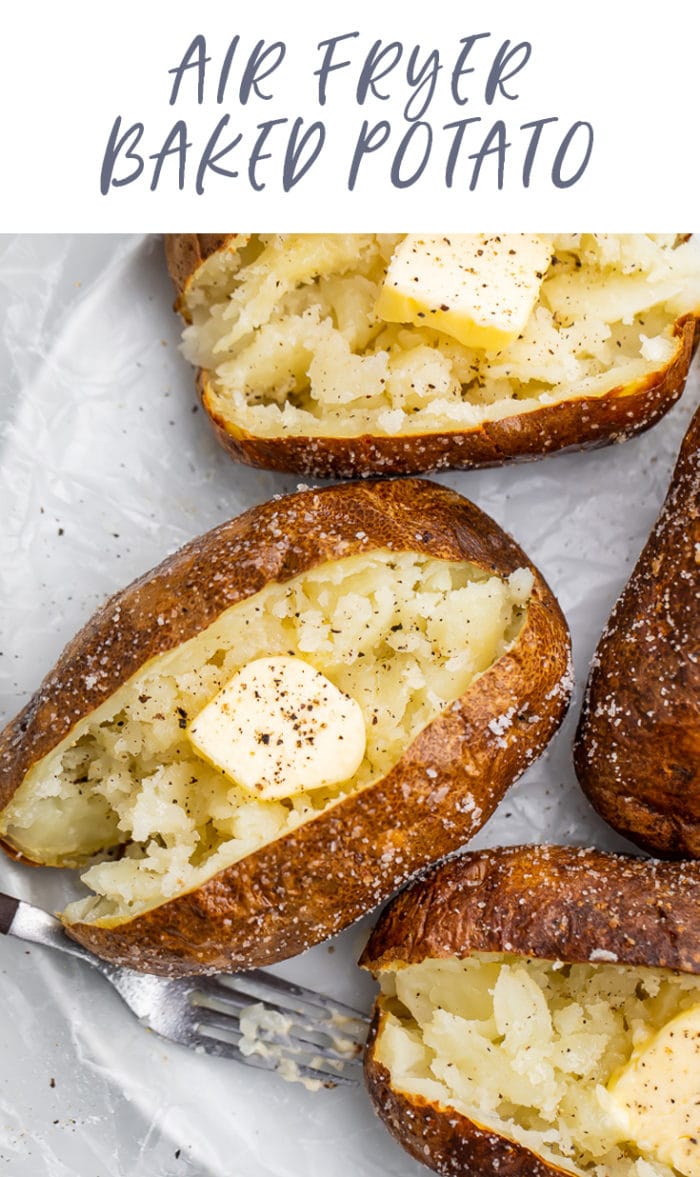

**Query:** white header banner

left=4, top=1, right=697, bottom=230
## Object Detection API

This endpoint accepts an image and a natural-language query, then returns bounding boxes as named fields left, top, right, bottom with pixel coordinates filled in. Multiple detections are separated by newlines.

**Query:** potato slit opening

left=181, top=234, right=700, bottom=439
left=375, top=952, right=700, bottom=1177
left=1, top=551, right=533, bottom=924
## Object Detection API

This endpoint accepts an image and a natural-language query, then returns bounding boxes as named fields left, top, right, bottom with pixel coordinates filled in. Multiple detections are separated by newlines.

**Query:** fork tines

left=186, top=970, right=370, bottom=1088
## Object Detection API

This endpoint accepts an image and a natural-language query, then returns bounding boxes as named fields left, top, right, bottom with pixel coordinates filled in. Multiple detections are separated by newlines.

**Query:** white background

left=3, top=0, right=699, bottom=229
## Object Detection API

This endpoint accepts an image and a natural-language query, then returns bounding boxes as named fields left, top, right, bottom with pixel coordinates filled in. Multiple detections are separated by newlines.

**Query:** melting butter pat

left=188, top=656, right=366, bottom=800
left=606, top=1004, right=700, bottom=1177
left=376, top=234, right=552, bottom=351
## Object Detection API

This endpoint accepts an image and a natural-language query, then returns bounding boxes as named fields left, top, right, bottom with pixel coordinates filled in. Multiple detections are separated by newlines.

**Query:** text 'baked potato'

left=361, top=844, right=700, bottom=1177
left=575, top=402, right=700, bottom=856
left=166, top=233, right=700, bottom=477
left=0, top=480, right=571, bottom=975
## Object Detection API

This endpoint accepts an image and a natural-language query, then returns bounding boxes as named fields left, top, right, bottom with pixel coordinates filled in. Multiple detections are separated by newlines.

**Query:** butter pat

left=606, top=1004, right=700, bottom=1177
left=188, top=656, right=366, bottom=800
left=376, top=234, right=552, bottom=351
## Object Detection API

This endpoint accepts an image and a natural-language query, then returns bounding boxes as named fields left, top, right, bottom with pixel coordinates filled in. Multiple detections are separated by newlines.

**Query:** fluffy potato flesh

left=375, top=953, right=700, bottom=1177
left=181, top=233, right=700, bottom=439
left=1, top=552, right=532, bottom=925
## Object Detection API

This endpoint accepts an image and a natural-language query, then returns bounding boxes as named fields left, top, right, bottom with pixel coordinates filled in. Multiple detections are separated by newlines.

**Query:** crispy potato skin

left=164, top=233, right=234, bottom=316
left=0, top=482, right=571, bottom=975
left=574, top=405, right=700, bottom=857
left=360, top=844, right=700, bottom=973
left=361, top=845, right=700, bottom=1177
left=165, top=234, right=699, bottom=478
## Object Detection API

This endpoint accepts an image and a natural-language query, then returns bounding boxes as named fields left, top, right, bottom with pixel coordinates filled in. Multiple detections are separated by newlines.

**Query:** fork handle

left=0, top=894, right=18, bottom=935
left=0, top=891, right=99, bottom=966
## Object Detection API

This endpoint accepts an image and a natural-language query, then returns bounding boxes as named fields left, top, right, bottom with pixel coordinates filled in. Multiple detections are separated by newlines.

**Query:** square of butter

left=376, top=234, right=552, bottom=352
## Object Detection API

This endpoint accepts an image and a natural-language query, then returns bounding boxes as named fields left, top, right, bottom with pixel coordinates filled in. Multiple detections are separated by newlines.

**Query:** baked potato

left=574, top=403, right=700, bottom=856
left=361, top=844, right=700, bottom=1177
left=166, top=233, right=700, bottom=478
left=0, top=480, right=571, bottom=975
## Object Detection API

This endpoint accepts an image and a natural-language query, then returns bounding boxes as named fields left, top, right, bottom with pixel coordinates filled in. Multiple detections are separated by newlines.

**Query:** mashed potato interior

left=375, top=953, right=700, bottom=1177
left=181, top=233, right=700, bottom=438
left=1, top=552, right=532, bottom=923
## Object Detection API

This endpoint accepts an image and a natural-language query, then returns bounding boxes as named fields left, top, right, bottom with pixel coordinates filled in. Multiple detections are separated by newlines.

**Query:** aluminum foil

left=0, top=234, right=697, bottom=1176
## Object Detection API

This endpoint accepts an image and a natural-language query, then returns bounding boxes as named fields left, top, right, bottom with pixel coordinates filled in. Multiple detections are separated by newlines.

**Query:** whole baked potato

left=574, top=402, right=700, bottom=856
left=361, top=844, right=700, bottom=1177
left=166, top=233, right=700, bottom=477
left=0, top=480, right=571, bottom=975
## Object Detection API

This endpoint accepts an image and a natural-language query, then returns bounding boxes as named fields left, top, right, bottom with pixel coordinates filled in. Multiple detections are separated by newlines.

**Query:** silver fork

left=0, top=892, right=369, bottom=1087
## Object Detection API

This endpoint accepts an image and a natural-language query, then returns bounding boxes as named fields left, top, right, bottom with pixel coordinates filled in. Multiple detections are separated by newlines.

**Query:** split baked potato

left=166, top=233, right=700, bottom=477
left=0, top=480, right=571, bottom=975
left=361, top=844, right=700, bottom=1177
left=575, top=403, right=700, bottom=856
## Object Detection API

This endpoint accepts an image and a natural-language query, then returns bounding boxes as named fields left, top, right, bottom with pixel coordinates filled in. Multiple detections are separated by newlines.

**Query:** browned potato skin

left=360, top=843, right=700, bottom=973
left=361, top=845, right=700, bottom=1177
left=0, top=481, right=571, bottom=976
left=164, top=232, right=232, bottom=313
left=165, top=233, right=700, bottom=479
left=574, top=405, right=700, bottom=856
